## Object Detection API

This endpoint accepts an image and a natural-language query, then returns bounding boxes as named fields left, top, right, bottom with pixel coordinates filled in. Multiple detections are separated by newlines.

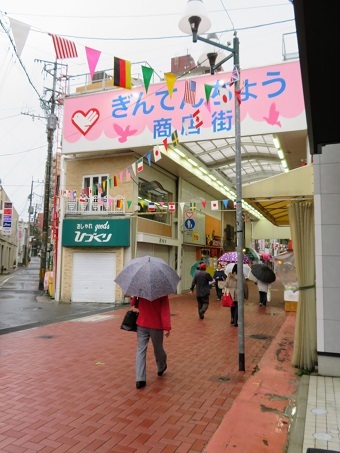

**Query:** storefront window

left=138, top=179, right=172, bottom=224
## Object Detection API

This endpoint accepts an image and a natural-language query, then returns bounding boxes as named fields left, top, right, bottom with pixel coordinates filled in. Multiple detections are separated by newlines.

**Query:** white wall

left=314, top=144, right=340, bottom=376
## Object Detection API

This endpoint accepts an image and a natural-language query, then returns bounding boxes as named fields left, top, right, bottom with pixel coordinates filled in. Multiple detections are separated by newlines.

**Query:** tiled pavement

left=0, top=278, right=303, bottom=452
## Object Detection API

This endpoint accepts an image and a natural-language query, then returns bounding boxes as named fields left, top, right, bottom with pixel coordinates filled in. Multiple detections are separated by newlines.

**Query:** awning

left=243, top=164, right=314, bottom=227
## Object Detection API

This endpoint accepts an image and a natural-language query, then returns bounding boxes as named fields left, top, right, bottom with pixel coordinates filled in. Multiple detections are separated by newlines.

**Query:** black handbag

left=120, top=298, right=139, bottom=332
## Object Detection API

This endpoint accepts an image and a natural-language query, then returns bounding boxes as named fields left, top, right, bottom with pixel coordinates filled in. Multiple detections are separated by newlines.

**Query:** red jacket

left=130, top=296, right=171, bottom=331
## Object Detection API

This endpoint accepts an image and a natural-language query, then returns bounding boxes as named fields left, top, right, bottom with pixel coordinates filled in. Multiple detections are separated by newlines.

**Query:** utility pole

left=38, top=61, right=58, bottom=290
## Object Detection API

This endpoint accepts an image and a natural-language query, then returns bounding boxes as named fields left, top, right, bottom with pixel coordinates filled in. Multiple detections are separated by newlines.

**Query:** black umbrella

left=251, top=264, right=276, bottom=284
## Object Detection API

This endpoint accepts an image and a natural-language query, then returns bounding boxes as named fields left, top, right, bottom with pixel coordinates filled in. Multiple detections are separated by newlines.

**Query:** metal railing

left=64, top=195, right=126, bottom=215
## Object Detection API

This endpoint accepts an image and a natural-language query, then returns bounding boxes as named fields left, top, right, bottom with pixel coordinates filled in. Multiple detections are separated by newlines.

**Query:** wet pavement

left=0, top=257, right=118, bottom=334
left=0, top=261, right=303, bottom=452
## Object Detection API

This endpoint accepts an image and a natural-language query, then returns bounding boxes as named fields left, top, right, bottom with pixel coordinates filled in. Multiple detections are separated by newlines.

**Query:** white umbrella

left=223, top=263, right=253, bottom=280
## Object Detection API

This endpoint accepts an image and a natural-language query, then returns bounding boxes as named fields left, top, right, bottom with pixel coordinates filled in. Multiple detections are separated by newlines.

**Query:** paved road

left=0, top=257, right=120, bottom=334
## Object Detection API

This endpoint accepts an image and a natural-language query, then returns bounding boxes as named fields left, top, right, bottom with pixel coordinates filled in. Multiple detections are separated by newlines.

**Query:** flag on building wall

left=168, top=202, right=176, bottom=212
left=137, top=157, right=144, bottom=172
left=211, top=200, right=219, bottom=210
left=114, top=56, right=132, bottom=89
left=184, top=80, right=196, bottom=105
left=50, top=34, right=78, bottom=59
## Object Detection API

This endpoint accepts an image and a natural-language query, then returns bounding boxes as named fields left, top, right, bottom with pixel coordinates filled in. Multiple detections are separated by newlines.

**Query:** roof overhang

left=242, top=164, right=313, bottom=227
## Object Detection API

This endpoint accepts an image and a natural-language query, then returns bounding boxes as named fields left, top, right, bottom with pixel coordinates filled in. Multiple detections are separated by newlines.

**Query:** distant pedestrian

left=254, top=278, right=271, bottom=307
left=213, top=263, right=226, bottom=301
left=190, top=262, right=213, bottom=319
left=226, top=264, right=248, bottom=327
left=130, top=295, right=171, bottom=389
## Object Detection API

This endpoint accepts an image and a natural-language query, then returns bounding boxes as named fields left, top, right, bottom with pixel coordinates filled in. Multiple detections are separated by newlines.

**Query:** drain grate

left=249, top=334, right=271, bottom=340
left=218, top=376, right=231, bottom=382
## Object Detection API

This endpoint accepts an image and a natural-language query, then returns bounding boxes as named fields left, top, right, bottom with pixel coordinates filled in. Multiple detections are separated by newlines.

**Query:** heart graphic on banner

left=71, top=109, right=100, bottom=135
left=186, top=211, right=194, bottom=218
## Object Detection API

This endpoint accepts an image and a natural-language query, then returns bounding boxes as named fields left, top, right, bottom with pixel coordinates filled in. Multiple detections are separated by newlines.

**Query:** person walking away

left=226, top=264, right=249, bottom=327
left=130, top=295, right=171, bottom=389
left=213, top=263, right=226, bottom=301
left=254, top=278, right=271, bottom=307
left=190, top=262, right=213, bottom=319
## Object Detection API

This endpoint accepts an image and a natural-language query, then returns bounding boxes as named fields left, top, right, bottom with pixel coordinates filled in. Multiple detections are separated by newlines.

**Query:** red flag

left=50, top=34, right=78, bottom=59
left=192, top=109, right=203, bottom=129
left=168, top=202, right=176, bottom=212
left=114, top=56, right=132, bottom=89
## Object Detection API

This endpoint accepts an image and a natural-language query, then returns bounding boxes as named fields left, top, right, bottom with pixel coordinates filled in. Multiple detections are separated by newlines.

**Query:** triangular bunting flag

left=179, top=202, right=185, bottom=212
left=229, top=65, right=240, bottom=86
left=119, top=171, right=124, bottom=183
left=204, top=84, right=213, bottom=103
left=9, top=18, right=31, bottom=57
left=141, top=65, right=154, bottom=93
left=171, top=130, right=179, bottom=147
left=131, top=162, right=136, bottom=175
left=222, top=199, right=229, bottom=208
left=126, top=168, right=131, bottom=181
left=85, top=47, right=101, bottom=80
left=127, top=200, right=132, bottom=209
left=163, top=138, right=168, bottom=151
left=164, top=72, right=177, bottom=98
left=146, top=151, right=152, bottom=166
left=201, top=200, right=207, bottom=208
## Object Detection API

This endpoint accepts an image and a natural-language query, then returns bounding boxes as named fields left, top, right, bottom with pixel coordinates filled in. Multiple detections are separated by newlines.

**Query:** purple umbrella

left=115, top=255, right=180, bottom=301
left=218, top=252, right=253, bottom=265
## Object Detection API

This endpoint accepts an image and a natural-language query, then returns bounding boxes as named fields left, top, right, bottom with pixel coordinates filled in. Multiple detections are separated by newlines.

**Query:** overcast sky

left=0, top=0, right=296, bottom=221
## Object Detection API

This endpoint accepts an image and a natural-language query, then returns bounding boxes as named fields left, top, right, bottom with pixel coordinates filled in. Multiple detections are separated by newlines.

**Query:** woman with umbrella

left=115, top=256, right=180, bottom=389
left=251, top=264, right=276, bottom=307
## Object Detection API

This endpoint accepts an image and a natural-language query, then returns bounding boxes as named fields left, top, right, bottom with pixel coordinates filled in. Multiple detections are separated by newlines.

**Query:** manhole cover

left=38, top=335, right=54, bottom=339
left=218, top=376, right=230, bottom=382
left=249, top=334, right=271, bottom=340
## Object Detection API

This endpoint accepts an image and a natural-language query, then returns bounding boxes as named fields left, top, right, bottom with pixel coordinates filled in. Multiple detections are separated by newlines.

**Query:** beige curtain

left=288, top=201, right=317, bottom=371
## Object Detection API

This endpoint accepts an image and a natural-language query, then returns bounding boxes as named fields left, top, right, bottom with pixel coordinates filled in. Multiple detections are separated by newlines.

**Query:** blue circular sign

left=185, top=219, right=195, bottom=230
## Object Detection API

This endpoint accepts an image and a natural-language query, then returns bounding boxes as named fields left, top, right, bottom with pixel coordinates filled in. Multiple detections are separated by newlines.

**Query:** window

left=83, top=174, right=108, bottom=199
left=138, top=179, right=172, bottom=224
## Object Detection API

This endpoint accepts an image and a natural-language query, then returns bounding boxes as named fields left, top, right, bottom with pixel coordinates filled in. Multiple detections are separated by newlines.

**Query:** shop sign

left=62, top=218, right=130, bottom=247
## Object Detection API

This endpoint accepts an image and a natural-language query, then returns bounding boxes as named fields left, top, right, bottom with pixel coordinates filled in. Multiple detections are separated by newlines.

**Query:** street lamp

left=179, top=0, right=245, bottom=371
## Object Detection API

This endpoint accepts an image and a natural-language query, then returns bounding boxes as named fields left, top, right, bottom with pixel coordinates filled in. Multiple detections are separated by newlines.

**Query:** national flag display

left=211, top=201, right=219, bottom=210
left=114, top=56, right=132, bottom=89
left=168, top=202, right=176, bottom=212
left=219, top=85, right=229, bottom=105
left=50, top=34, right=78, bottom=60
left=171, top=130, right=179, bottom=147
left=148, top=202, right=155, bottom=212
left=137, top=157, right=144, bottom=172
left=184, top=80, right=196, bottom=105
left=153, top=146, right=162, bottom=162
left=190, top=202, right=197, bottom=211
left=192, top=109, right=203, bottom=129
left=229, top=65, right=240, bottom=86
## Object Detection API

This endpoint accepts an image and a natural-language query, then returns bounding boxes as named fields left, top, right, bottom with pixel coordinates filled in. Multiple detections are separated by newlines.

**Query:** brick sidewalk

left=0, top=279, right=297, bottom=452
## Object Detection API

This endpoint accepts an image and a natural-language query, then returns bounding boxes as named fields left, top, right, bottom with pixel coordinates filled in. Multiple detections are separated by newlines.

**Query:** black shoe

left=136, top=381, right=146, bottom=389
left=158, top=364, right=167, bottom=376
left=199, top=309, right=205, bottom=319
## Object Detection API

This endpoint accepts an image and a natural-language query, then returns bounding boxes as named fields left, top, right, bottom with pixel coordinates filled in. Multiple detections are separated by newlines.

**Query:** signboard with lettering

left=2, top=201, right=12, bottom=235
left=62, top=218, right=130, bottom=247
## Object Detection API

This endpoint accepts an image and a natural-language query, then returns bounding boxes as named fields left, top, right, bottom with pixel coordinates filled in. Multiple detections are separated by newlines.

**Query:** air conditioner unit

left=92, top=71, right=108, bottom=82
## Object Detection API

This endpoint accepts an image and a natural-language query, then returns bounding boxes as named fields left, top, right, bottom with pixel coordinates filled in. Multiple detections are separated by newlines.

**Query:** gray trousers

left=136, top=326, right=167, bottom=382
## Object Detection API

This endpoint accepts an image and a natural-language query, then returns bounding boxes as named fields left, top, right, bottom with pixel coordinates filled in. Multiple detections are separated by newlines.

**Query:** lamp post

left=179, top=0, right=245, bottom=371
